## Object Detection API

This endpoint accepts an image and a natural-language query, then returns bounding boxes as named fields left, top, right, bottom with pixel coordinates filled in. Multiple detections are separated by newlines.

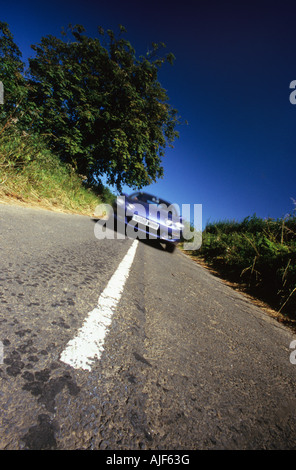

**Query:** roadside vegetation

left=0, top=126, right=115, bottom=214
left=185, top=210, right=296, bottom=322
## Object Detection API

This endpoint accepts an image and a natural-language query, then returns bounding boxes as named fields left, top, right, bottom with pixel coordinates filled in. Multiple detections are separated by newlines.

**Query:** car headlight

left=164, top=218, right=173, bottom=226
left=164, top=218, right=184, bottom=229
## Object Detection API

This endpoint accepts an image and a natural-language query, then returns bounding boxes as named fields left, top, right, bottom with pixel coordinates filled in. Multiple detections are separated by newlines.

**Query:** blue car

left=113, top=192, right=184, bottom=252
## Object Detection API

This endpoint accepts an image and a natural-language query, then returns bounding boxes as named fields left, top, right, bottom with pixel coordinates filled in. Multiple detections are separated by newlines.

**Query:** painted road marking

left=60, top=240, right=139, bottom=371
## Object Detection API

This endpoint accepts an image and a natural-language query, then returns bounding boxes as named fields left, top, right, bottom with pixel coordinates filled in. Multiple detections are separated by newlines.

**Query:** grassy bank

left=187, top=214, right=296, bottom=321
left=0, top=128, right=115, bottom=215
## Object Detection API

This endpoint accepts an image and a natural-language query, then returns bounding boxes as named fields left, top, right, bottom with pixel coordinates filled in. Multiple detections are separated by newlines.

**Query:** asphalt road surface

left=1, top=203, right=296, bottom=450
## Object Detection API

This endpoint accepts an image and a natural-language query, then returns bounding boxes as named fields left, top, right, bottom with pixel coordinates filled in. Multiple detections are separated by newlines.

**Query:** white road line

left=60, top=240, right=139, bottom=371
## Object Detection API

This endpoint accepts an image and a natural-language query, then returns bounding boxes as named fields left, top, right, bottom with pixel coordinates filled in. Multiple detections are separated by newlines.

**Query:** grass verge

left=0, top=128, right=114, bottom=215
left=182, top=215, right=296, bottom=327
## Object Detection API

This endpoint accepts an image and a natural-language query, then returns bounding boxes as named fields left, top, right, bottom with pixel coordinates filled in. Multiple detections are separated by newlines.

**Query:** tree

left=0, top=22, right=27, bottom=127
left=28, top=25, right=180, bottom=191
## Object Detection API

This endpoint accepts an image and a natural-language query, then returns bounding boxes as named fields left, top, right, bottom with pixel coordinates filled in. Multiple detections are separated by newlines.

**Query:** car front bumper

left=113, top=212, right=181, bottom=243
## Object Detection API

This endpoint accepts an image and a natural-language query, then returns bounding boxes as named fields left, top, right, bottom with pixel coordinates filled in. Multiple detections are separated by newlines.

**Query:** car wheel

left=166, top=242, right=176, bottom=253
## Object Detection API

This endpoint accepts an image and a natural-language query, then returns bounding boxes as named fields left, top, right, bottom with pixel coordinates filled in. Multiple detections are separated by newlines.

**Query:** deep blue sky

left=2, top=0, right=296, bottom=228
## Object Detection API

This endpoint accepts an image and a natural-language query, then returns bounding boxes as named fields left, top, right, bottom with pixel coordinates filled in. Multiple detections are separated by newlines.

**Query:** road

left=0, top=202, right=296, bottom=450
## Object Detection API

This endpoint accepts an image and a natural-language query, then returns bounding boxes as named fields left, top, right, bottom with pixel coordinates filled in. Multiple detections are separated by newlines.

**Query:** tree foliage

left=0, top=22, right=27, bottom=125
left=28, top=24, right=180, bottom=191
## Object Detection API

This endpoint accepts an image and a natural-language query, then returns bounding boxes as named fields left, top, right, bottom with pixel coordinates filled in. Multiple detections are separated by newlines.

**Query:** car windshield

left=129, top=192, right=179, bottom=216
